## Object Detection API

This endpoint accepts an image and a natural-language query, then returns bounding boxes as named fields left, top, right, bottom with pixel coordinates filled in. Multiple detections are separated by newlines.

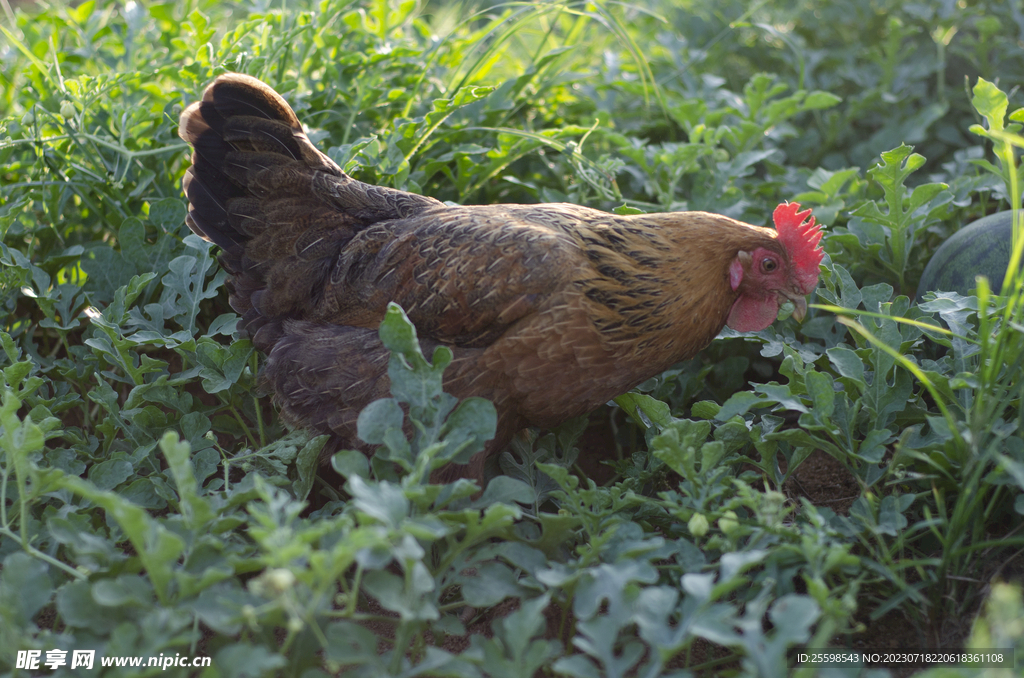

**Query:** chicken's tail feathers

left=179, top=73, right=443, bottom=246
left=178, top=74, right=446, bottom=339
left=177, top=73, right=346, bottom=253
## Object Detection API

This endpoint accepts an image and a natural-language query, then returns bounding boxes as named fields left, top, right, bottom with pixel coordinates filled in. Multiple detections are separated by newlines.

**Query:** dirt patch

left=783, top=449, right=861, bottom=515
left=574, top=410, right=624, bottom=486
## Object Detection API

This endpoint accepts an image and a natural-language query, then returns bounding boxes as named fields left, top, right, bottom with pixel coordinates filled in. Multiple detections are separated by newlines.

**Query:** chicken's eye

left=761, top=257, right=778, bottom=273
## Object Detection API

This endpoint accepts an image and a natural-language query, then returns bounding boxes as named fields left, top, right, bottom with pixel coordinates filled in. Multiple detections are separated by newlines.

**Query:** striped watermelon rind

left=917, top=210, right=1019, bottom=300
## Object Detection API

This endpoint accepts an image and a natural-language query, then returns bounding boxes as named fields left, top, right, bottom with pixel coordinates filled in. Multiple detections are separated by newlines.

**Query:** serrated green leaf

left=441, top=396, right=497, bottom=465
left=651, top=419, right=713, bottom=478
left=162, top=235, right=226, bottom=336
left=804, top=371, right=835, bottom=421
left=972, top=77, right=1008, bottom=134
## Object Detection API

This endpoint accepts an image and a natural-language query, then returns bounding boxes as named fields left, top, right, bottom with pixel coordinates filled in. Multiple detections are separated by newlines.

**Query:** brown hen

left=178, top=74, right=824, bottom=481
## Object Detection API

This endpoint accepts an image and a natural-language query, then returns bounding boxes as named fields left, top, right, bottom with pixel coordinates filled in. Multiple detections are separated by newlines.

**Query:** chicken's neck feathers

left=562, top=210, right=780, bottom=361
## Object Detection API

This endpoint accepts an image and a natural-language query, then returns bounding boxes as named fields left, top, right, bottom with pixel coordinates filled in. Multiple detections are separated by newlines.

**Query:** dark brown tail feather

left=177, top=74, right=365, bottom=346
left=177, top=74, right=444, bottom=343
left=177, top=73, right=344, bottom=253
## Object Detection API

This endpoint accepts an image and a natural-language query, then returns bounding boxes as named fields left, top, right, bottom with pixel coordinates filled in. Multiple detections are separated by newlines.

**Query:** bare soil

left=783, top=449, right=861, bottom=516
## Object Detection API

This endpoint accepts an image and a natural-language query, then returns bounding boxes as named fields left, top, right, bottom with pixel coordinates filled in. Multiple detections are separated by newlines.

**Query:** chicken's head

left=726, top=202, right=823, bottom=332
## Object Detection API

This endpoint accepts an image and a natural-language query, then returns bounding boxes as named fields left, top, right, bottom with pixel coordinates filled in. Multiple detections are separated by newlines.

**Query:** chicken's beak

left=778, top=290, right=808, bottom=322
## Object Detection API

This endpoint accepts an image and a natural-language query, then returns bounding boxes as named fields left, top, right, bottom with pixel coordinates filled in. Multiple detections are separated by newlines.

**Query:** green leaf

left=88, top=459, right=134, bottom=491
left=1, top=391, right=45, bottom=462
left=0, top=553, right=53, bottom=626
left=877, top=494, right=912, bottom=535
left=484, top=594, right=559, bottom=673
left=613, top=204, right=645, bottom=215
left=972, top=77, right=1008, bottom=134
left=716, top=391, right=765, bottom=421
left=441, top=396, right=497, bottom=464
left=713, top=420, right=749, bottom=454
left=651, top=419, right=712, bottom=478
left=614, top=392, right=673, bottom=430
left=363, top=566, right=438, bottom=621
left=293, top=434, right=328, bottom=501
left=161, top=430, right=219, bottom=527
left=804, top=90, right=842, bottom=110
left=804, top=371, right=835, bottom=421
left=856, top=429, right=892, bottom=464
left=215, top=644, right=288, bottom=678
left=551, top=655, right=602, bottom=678
left=767, top=594, right=820, bottom=644
left=91, top=575, right=153, bottom=607
left=56, top=580, right=118, bottom=633
left=379, top=303, right=452, bottom=418
left=69, top=0, right=96, bottom=23
left=347, top=475, right=409, bottom=527
left=851, top=144, right=948, bottom=287
left=691, top=400, right=721, bottom=419
left=148, top=198, right=187, bottom=230
left=162, top=235, right=226, bottom=337
left=357, top=398, right=405, bottom=446
left=826, top=347, right=866, bottom=390
left=59, top=475, right=185, bottom=605
left=332, top=449, right=370, bottom=480
left=472, top=475, right=535, bottom=507
left=194, top=337, right=253, bottom=393
left=719, top=549, right=769, bottom=585
left=118, top=217, right=146, bottom=267
left=459, top=561, right=524, bottom=607
left=324, top=621, right=381, bottom=666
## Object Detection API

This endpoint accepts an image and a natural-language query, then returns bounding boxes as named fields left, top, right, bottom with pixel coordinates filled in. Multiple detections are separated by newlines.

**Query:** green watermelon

left=917, top=209, right=1021, bottom=300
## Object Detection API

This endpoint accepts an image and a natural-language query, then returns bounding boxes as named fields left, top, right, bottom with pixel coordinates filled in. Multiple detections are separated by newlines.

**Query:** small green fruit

left=718, top=510, right=739, bottom=535
left=688, top=512, right=709, bottom=537
left=264, top=568, right=296, bottom=594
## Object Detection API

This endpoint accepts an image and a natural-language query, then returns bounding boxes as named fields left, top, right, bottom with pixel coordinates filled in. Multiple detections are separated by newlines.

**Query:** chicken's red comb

left=773, top=202, right=823, bottom=290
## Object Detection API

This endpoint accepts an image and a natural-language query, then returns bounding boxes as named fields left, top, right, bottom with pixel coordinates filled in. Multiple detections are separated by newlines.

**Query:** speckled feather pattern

left=179, top=74, right=792, bottom=481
